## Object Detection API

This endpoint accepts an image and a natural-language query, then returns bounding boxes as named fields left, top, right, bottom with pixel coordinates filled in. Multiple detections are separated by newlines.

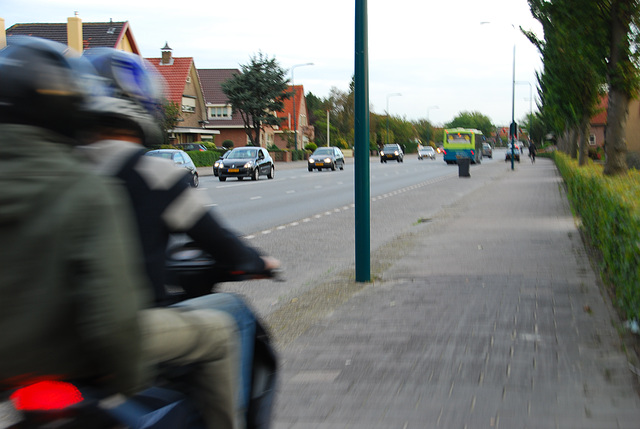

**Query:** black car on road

left=217, top=146, right=274, bottom=181
left=380, top=144, right=404, bottom=163
left=308, top=147, right=345, bottom=171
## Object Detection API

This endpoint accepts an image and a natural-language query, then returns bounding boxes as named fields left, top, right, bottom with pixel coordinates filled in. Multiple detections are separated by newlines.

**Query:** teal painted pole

left=354, top=0, right=370, bottom=282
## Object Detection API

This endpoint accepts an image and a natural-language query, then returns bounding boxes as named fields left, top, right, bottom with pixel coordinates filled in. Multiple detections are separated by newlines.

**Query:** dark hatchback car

left=212, top=150, right=230, bottom=177
left=144, top=149, right=199, bottom=187
left=217, top=146, right=274, bottom=181
left=380, top=144, right=404, bottom=163
left=308, top=147, right=345, bottom=171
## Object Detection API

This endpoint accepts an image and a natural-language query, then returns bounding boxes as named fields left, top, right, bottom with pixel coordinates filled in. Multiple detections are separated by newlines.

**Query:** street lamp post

left=386, top=93, right=401, bottom=145
left=290, top=62, right=314, bottom=150
left=481, top=21, right=516, bottom=170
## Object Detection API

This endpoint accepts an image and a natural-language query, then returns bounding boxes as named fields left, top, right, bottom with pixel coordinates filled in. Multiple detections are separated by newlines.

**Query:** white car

left=418, top=146, right=436, bottom=160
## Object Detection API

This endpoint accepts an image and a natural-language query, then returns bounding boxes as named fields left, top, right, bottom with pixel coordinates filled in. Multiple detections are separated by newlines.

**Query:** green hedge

left=554, top=152, right=640, bottom=320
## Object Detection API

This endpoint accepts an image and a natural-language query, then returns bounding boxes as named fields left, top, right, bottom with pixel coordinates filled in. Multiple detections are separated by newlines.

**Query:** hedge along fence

left=554, top=152, right=640, bottom=321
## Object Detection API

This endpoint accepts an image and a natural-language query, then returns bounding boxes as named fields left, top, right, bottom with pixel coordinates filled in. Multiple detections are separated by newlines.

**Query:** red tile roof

left=6, top=21, right=140, bottom=53
left=146, top=57, right=194, bottom=104
left=276, top=85, right=305, bottom=131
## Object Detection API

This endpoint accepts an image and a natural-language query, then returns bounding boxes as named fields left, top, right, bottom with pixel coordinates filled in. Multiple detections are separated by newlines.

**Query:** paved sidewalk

left=272, top=158, right=640, bottom=428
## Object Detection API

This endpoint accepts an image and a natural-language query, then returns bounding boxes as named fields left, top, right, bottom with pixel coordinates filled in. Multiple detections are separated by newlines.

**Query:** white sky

left=3, top=0, right=543, bottom=126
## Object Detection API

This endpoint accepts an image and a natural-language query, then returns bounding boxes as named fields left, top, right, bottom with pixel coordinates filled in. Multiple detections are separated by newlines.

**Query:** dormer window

left=209, top=105, right=232, bottom=120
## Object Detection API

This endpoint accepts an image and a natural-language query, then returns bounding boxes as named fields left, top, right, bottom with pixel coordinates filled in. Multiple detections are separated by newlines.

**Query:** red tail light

left=442, top=149, right=447, bottom=155
left=470, top=150, right=475, bottom=156
left=10, top=381, right=84, bottom=411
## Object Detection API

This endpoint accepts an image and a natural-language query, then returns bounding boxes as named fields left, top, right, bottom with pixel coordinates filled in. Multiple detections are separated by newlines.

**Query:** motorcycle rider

left=0, top=37, right=242, bottom=429
left=77, top=48, right=280, bottom=428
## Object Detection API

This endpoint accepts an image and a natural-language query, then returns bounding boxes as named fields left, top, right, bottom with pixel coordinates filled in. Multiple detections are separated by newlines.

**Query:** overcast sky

left=4, top=0, right=543, bottom=126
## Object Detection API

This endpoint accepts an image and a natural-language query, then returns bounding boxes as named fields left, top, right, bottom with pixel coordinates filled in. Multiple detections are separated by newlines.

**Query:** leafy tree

left=221, top=52, right=291, bottom=146
left=161, top=100, right=181, bottom=145
left=526, top=0, right=608, bottom=166
left=445, top=111, right=495, bottom=137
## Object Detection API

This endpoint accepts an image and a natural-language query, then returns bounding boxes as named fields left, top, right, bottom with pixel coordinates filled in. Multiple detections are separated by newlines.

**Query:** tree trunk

left=578, top=115, right=590, bottom=166
left=569, top=126, right=579, bottom=158
left=604, top=88, right=629, bottom=174
left=604, top=0, right=630, bottom=176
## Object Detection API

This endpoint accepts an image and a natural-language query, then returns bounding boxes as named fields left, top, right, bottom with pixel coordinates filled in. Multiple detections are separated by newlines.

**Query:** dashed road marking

left=243, top=173, right=453, bottom=239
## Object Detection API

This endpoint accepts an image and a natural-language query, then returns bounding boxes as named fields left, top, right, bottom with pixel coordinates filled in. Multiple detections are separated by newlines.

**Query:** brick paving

left=272, top=158, right=640, bottom=429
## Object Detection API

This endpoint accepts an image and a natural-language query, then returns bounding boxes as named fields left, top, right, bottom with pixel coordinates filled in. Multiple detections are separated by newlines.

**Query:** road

left=197, top=156, right=456, bottom=235
left=197, top=152, right=503, bottom=323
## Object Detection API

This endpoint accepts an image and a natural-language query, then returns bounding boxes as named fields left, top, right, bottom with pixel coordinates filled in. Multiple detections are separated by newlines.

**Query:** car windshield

left=146, top=151, right=174, bottom=160
left=228, top=148, right=257, bottom=159
left=313, top=148, right=334, bottom=156
left=383, top=145, right=399, bottom=151
left=422, top=147, right=434, bottom=151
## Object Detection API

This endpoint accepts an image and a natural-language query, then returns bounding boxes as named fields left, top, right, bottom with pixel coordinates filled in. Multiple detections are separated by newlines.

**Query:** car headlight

left=324, top=157, right=332, bottom=163
left=214, top=161, right=220, bottom=167
left=380, top=151, right=385, bottom=156
left=244, top=161, right=253, bottom=168
left=309, top=158, right=315, bottom=163
left=394, top=151, right=399, bottom=155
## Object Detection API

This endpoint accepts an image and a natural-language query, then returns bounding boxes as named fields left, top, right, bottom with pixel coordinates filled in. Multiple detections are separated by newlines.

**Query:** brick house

left=273, top=85, right=314, bottom=150
left=3, top=15, right=141, bottom=54
left=198, top=68, right=273, bottom=148
left=146, top=44, right=218, bottom=144
left=589, top=94, right=640, bottom=154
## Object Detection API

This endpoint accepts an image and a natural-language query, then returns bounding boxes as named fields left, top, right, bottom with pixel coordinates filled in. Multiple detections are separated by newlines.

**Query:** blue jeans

left=173, top=293, right=256, bottom=414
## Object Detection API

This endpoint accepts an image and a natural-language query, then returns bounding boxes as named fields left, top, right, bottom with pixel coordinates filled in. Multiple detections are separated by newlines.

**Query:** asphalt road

left=207, top=153, right=503, bottom=323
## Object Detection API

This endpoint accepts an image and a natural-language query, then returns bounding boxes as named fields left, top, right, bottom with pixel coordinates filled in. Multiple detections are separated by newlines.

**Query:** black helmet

left=0, top=36, right=94, bottom=137
left=83, top=48, right=166, bottom=146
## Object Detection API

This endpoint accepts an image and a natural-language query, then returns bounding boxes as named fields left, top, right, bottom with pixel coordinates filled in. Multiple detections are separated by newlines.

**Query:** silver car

left=418, top=146, right=436, bottom=160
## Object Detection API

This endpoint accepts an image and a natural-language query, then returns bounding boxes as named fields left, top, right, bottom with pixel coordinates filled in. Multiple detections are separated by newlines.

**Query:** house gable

left=5, top=20, right=141, bottom=54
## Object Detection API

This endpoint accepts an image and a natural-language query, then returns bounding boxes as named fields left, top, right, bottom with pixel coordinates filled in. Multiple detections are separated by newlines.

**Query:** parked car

left=217, top=146, right=274, bottom=181
left=144, top=149, right=199, bottom=187
left=308, top=147, right=345, bottom=171
left=417, top=146, right=436, bottom=160
left=380, top=144, right=404, bottom=163
left=212, top=150, right=230, bottom=177
left=505, top=144, right=520, bottom=163
left=177, top=143, right=207, bottom=152
left=482, top=143, right=493, bottom=158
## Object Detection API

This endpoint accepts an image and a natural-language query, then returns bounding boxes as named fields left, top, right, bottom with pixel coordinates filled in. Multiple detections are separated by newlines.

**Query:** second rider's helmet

left=83, top=48, right=166, bottom=146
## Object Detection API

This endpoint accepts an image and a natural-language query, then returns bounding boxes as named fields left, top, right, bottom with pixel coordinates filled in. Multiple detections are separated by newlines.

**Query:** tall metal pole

left=290, top=62, right=313, bottom=151
left=510, top=43, right=516, bottom=171
left=355, top=0, right=370, bottom=282
left=327, top=110, right=330, bottom=147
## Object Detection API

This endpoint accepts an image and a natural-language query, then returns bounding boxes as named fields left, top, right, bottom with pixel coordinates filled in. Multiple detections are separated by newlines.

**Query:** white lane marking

left=243, top=173, right=455, bottom=239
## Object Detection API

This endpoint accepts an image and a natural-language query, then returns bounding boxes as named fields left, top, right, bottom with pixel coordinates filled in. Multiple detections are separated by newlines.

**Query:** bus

left=442, top=128, right=484, bottom=164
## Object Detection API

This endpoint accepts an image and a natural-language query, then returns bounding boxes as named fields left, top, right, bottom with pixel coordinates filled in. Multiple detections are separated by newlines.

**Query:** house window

left=589, top=134, right=596, bottom=145
left=209, top=105, right=232, bottom=119
left=182, top=96, right=196, bottom=113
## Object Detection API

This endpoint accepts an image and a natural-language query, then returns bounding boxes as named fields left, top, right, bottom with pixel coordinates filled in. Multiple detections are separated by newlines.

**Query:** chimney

left=0, top=17, right=6, bottom=49
left=67, top=12, right=83, bottom=53
left=161, top=42, right=173, bottom=65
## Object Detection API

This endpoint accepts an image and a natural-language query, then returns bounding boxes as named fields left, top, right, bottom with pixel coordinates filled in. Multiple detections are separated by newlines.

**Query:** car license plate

left=315, top=162, right=323, bottom=166
left=228, top=168, right=239, bottom=173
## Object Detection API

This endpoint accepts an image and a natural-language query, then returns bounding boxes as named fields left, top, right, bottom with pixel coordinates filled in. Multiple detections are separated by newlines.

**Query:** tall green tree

left=527, top=0, right=608, bottom=165
left=221, top=52, right=291, bottom=146
left=445, top=111, right=495, bottom=137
